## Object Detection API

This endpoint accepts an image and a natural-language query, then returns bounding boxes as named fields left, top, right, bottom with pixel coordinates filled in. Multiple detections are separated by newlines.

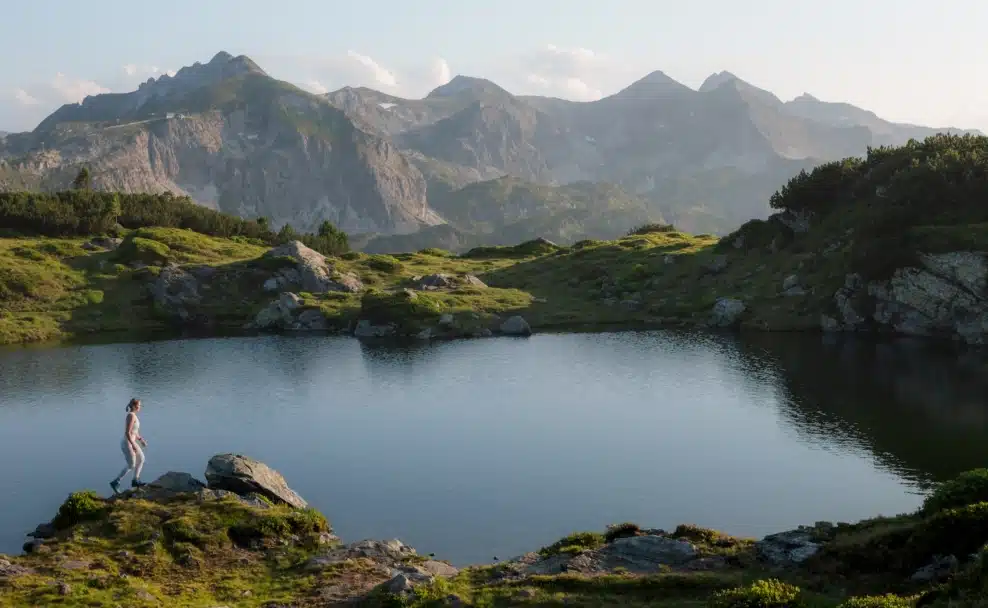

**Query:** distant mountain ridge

left=325, top=67, right=978, bottom=238
left=0, top=52, right=980, bottom=248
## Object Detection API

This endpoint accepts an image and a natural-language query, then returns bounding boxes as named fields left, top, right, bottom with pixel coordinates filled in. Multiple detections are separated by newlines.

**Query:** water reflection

left=736, top=333, right=988, bottom=489
left=1, top=330, right=985, bottom=562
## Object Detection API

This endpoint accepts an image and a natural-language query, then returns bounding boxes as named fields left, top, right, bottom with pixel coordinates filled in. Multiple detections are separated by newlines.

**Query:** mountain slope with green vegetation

left=2, top=134, right=987, bottom=346
left=361, top=177, right=662, bottom=253
left=0, top=52, right=438, bottom=236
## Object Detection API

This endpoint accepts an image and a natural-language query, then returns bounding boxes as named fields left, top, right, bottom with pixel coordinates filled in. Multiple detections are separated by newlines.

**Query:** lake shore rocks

left=205, top=453, right=308, bottom=508
left=11, top=457, right=988, bottom=607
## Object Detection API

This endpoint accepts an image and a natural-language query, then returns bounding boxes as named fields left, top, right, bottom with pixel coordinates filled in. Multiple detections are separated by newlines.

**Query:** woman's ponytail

left=126, top=398, right=140, bottom=412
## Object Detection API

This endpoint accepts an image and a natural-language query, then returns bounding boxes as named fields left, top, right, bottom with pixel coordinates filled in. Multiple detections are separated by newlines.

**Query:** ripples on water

left=1, top=330, right=986, bottom=564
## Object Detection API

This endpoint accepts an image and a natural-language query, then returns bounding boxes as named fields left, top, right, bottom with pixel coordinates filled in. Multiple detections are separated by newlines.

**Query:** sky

left=2, top=0, right=987, bottom=132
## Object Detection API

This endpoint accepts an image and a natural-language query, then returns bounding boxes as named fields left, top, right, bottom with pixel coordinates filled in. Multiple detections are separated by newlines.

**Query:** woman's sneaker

left=131, top=480, right=147, bottom=488
left=110, top=480, right=121, bottom=495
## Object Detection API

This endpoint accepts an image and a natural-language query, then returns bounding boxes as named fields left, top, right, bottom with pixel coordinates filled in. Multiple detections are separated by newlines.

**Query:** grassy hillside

left=2, top=134, right=988, bottom=346
left=362, top=177, right=662, bottom=254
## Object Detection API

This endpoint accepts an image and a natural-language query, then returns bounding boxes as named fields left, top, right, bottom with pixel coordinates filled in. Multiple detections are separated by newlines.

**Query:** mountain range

left=0, top=52, right=978, bottom=250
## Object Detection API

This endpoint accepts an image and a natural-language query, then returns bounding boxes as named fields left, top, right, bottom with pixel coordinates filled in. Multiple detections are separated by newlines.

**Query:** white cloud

left=507, top=44, right=615, bottom=101
left=302, top=79, right=329, bottom=95
left=50, top=73, right=110, bottom=103
left=123, top=64, right=137, bottom=76
left=13, top=88, right=40, bottom=106
left=431, top=58, right=451, bottom=87
left=346, top=50, right=398, bottom=88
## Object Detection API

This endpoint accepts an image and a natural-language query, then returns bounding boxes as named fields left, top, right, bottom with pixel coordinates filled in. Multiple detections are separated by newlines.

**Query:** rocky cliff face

left=823, top=252, right=988, bottom=345
left=1, top=53, right=441, bottom=235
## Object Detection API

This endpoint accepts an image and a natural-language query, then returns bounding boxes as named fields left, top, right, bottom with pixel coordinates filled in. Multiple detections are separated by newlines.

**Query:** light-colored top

left=126, top=412, right=140, bottom=440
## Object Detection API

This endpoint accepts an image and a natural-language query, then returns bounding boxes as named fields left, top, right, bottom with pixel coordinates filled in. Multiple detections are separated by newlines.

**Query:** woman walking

left=110, top=398, right=148, bottom=494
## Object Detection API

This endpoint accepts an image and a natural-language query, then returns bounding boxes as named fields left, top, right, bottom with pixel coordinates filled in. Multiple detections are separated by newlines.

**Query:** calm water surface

left=1, top=331, right=987, bottom=564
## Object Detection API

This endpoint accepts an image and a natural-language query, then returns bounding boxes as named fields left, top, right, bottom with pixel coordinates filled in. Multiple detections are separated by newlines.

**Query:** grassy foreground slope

left=6, top=466, right=988, bottom=606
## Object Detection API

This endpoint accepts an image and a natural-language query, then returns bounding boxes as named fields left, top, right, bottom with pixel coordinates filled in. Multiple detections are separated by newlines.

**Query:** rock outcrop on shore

left=5, top=456, right=988, bottom=606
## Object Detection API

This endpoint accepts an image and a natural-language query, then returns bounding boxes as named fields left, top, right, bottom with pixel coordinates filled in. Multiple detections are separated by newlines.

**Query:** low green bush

left=708, top=579, right=803, bottom=608
left=907, top=502, right=988, bottom=567
left=836, top=594, right=913, bottom=608
left=359, top=289, right=445, bottom=326
left=115, top=236, right=171, bottom=266
left=52, top=490, right=108, bottom=530
left=922, top=469, right=988, bottom=515
left=604, top=522, right=641, bottom=543
left=627, top=223, right=677, bottom=236
left=366, top=254, right=404, bottom=274
left=417, top=248, right=453, bottom=257
left=538, top=531, right=605, bottom=557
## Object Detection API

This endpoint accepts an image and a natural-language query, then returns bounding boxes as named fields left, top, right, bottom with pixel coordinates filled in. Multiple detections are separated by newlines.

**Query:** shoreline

left=2, top=455, right=983, bottom=607
left=2, top=320, right=983, bottom=355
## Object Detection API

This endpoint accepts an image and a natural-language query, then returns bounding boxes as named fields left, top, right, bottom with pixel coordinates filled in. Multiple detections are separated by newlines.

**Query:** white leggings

left=114, top=438, right=145, bottom=482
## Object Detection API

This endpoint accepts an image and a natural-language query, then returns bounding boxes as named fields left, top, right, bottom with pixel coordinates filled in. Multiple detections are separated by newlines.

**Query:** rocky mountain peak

left=609, top=70, right=693, bottom=101
left=426, top=75, right=510, bottom=99
left=791, top=92, right=820, bottom=103
left=699, top=71, right=740, bottom=92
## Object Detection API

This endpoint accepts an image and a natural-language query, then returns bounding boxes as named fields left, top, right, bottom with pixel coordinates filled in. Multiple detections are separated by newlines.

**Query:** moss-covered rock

left=114, top=236, right=171, bottom=266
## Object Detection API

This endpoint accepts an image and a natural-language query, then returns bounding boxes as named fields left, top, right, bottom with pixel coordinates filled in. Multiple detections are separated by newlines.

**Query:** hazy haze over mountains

left=0, top=48, right=981, bottom=249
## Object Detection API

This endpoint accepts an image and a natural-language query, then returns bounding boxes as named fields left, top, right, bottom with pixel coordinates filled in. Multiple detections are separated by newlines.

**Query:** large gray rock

left=911, top=554, right=959, bottom=582
left=710, top=298, right=746, bottom=327
left=149, top=472, right=207, bottom=493
left=499, top=315, right=532, bottom=336
left=150, top=264, right=202, bottom=321
left=354, top=320, right=396, bottom=338
left=755, top=528, right=820, bottom=566
left=593, top=536, right=697, bottom=572
left=306, top=539, right=417, bottom=570
left=0, top=556, right=34, bottom=578
left=205, top=454, right=307, bottom=509
left=264, top=241, right=363, bottom=294
left=830, top=273, right=867, bottom=330
left=868, top=252, right=988, bottom=344
left=251, top=292, right=303, bottom=329
left=508, top=535, right=698, bottom=577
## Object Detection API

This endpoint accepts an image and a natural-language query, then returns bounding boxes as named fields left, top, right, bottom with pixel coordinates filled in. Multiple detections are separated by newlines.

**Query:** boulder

left=755, top=528, right=820, bottom=566
left=418, top=274, right=456, bottom=290
left=0, top=557, right=34, bottom=578
left=250, top=292, right=303, bottom=330
left=869, top=252, right=988, bottom=345
left=508, top=535, right=698, bottom=577
left=461, top=275, right=488, bottom=288
left=263, top=268, right=301, bottom=293
left=264, top=241, right=363, bottom=293
left=354, top=320, right=397, bottom=338
left=28, top=523, right=56, bottom=540
left=150, top=264, right=202, bottom=321
left=911, top=554, right=959, bottom=583
left=205, top=454, right=307, bottom=509
left=306, top=539, right=417, bottom=571
left=782, top=274, right=800, bottom=291
left=592, top=536, right=697, bottom=573
left=149, top=472, right=207, bottom=493
left=499, top=316, right=532, bottom=336
left=296, top=308, right=328, bottom=331
left=709, top=298, right=746, bottom=328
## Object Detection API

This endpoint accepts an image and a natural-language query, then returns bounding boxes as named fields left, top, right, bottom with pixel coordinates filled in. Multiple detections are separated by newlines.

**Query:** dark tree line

left=0, top=190, right=349, bottom=256
left=768, top=133, right=988, bottom=226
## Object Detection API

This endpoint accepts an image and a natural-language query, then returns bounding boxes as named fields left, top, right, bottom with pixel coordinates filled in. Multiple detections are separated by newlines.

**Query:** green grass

left=4, top=194, right=988, bottom=346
